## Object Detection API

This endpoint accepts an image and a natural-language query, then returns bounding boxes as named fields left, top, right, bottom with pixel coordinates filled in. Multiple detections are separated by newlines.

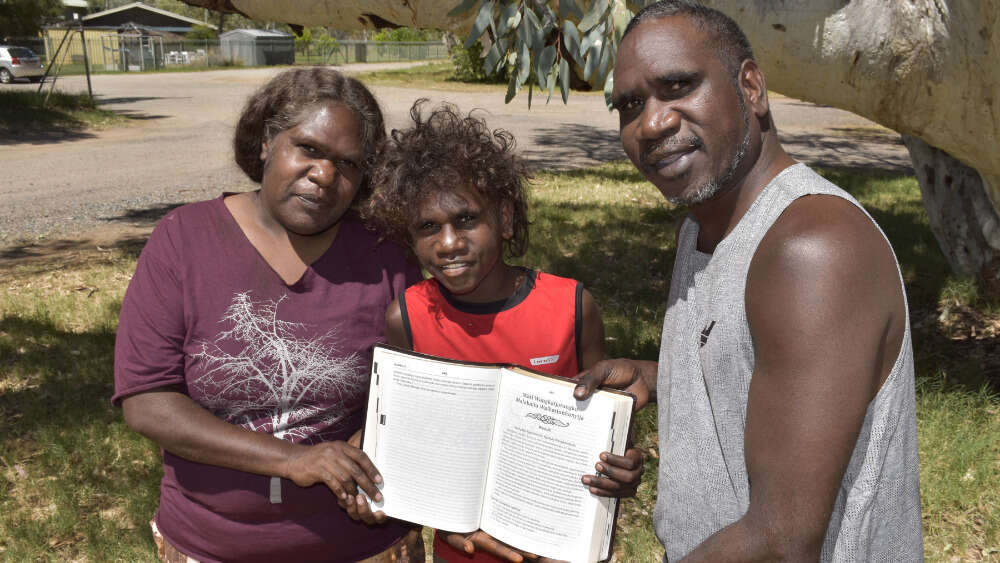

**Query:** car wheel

left=0, top=68, right=12, bottom=84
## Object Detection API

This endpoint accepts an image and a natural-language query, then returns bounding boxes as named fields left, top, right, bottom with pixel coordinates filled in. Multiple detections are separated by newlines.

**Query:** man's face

left=612, top=16, right=752, bottom=206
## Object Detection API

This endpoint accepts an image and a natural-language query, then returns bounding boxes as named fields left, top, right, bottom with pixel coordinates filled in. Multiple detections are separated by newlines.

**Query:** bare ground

left=0, top=63, right=911, bottom=264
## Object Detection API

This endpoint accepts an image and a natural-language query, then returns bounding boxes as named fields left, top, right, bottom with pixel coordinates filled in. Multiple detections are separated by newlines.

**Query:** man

left=574, top=1, right=923, bottom=561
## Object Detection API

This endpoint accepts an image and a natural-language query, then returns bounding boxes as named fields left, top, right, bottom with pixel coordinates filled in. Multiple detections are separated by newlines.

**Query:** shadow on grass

left=525, top=196, right=684, bottom=360
left=523, top=123, right=626, bottom=170
left=103, top=202, right=184, bottom=225
left=779, top=130, right=912, bottom=173
left=0, top=235, right=147, bottom=277
left=0, top=92, right=170, bottom=146
left=0, top=312, right=161, bottom=554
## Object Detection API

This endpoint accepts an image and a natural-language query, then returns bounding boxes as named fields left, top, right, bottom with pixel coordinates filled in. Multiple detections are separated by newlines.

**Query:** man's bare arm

left=679, top=196, right=906, bottom=561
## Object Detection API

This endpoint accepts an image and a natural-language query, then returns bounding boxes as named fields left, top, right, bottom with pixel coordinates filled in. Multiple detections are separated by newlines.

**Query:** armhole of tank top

left=575, top=281, right=584, bottom=369
left=398, top=290, right=414, bottom=349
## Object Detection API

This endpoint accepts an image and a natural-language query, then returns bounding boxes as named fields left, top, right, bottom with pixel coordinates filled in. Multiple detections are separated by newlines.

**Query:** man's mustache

left=641, top=136, right=703, bottom=166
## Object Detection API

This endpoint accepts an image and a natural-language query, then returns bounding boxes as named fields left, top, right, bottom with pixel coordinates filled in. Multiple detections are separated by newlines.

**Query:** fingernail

left=375, top=493, right=383, bottom=502
left=600, top=452, right=609, bottom=461
left=374, top=475, right=382, bottom=484
left=596, top=463, right=605, bottom=472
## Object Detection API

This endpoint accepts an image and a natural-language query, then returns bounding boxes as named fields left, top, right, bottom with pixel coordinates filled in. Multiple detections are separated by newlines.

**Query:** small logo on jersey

left=700, top=321, right=716, bottom=347
left=530, top=354, right=560, bottom=366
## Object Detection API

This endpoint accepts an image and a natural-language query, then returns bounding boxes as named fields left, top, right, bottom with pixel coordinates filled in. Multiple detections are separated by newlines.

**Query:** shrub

left=450, top=40, right=508, bottom=84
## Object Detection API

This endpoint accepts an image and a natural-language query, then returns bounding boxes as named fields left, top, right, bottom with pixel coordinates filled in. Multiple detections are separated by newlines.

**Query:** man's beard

left=666, top=91, right=751, bottom=207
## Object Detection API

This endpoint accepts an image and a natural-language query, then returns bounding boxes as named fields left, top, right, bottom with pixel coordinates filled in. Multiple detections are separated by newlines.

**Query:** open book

left=361, top=344, right=634, bottom=563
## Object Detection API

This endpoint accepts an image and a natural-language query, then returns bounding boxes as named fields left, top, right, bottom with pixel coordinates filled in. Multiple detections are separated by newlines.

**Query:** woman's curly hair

left=365, top=100, right=530, bottom=258
left=233, top=67, right=385, bottom=204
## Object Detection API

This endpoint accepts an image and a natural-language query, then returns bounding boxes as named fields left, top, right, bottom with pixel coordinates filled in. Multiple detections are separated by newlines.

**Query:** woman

left=113, top=68, right=424, bottom=562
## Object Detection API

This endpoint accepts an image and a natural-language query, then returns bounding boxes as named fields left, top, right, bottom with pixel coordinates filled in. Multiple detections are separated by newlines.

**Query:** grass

left=352, top=61, right=507, bottom=93
left=1, top=163, right=999, bottom=561
left=0, top=90, right=128, bottom=136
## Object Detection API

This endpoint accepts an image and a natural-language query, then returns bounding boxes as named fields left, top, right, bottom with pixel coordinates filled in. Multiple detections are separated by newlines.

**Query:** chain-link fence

left=5, top=35, right=448, bottom=76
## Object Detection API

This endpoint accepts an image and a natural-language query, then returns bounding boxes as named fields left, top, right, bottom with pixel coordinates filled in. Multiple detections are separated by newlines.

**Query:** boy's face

left=408, top=185, right=514, bottom=303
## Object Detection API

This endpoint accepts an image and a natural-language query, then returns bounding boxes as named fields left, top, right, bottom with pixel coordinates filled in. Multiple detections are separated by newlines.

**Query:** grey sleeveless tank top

left=653, top=163, right=923, bottom=561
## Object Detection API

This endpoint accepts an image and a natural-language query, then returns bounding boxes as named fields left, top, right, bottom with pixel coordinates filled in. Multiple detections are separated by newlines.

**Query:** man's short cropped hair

left=624, top=0, right=755, bottom=79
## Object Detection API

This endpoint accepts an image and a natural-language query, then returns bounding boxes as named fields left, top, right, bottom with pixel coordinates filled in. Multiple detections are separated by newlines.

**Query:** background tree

left=177, top=0, right=1000, bottom=287
left=0, top=0, right=62, bottom=38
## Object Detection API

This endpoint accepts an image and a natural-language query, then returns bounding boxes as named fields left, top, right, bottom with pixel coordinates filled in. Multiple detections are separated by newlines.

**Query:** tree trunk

left=904, top=135, right=1000, bottom=285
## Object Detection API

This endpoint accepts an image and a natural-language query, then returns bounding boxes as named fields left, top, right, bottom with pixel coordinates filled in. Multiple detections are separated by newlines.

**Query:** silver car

left=0, top=46, right=45, bottom=84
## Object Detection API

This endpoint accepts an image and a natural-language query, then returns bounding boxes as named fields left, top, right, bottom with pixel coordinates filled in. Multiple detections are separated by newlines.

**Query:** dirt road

left=1, top=64, right=910, bottom=252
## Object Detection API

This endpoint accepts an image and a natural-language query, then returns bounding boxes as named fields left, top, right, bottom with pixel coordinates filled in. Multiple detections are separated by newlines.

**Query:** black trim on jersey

left=436, top=267, right=537, bottom=315
left=398, top=291, right=414, bottom=349
left=575, top=282, right=584, bottom=369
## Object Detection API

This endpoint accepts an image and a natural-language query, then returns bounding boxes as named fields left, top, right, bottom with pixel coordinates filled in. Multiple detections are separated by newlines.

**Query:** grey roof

left=220, top=29, right=294, bottom=38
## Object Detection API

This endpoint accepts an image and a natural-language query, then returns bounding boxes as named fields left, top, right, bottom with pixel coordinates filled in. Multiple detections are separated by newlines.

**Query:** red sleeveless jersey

left=401, top=269, right=585, bottom=563
left=401, top=269, right=582, bottom=379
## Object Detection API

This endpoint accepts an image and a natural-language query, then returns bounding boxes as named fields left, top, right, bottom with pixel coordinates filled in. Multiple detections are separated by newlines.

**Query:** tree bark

left=903, top=135, right=1000, bottom=284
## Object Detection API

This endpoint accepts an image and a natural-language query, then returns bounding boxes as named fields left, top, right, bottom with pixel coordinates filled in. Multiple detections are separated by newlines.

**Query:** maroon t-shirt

left=113, top=197, right=422, bottom=562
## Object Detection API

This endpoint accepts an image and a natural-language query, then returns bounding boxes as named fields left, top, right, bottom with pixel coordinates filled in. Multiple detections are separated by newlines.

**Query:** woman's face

left=258, top=101, right=365, bottom=236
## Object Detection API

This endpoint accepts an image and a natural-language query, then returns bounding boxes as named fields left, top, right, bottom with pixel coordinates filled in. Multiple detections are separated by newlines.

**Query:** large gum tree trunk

left=904, top=136, right=1000, bottom=282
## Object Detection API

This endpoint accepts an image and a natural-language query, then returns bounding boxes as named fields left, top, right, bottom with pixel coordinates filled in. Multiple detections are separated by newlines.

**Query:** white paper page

left=479, top=373, right=617, bottom=563
left=366, top=349, right=501, bottom=533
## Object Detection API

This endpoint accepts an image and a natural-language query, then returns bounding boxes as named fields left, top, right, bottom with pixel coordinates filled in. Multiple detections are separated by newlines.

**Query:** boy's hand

left=573, top=359, right=657, bottom=410
left=443, top=530, right=536, bottom=562
left=581, top=448, right=644, bottom=497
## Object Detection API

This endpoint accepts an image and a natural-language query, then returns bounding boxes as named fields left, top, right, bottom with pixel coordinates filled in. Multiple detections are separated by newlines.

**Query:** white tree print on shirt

left=194, top=291, right=364, bottom=442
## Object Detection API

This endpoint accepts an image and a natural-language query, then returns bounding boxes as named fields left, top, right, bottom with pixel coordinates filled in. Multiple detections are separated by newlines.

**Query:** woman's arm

left=122, top=388, right=385, bottom=504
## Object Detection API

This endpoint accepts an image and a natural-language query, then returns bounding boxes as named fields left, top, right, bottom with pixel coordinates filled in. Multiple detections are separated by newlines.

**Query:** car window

left=8, top=48, right=36, bottom=58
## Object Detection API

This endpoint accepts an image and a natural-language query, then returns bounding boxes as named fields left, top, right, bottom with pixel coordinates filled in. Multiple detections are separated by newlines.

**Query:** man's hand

left=573, top=358, right=657, bottom=410
left=581, top=448, right=644, bottom=497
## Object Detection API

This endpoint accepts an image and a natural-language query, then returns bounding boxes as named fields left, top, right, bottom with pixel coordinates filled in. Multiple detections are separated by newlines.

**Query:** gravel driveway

left=0, top=63, right=910, bottom=252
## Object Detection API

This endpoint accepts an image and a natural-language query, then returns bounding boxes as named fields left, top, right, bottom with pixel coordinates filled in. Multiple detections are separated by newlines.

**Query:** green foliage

left=449, top=0, right=644, bottom=106
left=185, top=24, right=217, bottom=40
left=450, top=40, right=508, bottom=83
left=372, top=27, right=438, bottom=42
left=0, top=90, right=126, bottom=134
left=0, top=0, right=62, bottom=37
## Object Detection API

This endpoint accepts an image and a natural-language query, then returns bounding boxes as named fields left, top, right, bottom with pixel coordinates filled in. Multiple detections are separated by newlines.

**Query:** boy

left=363, top=100, right=643, bottom=563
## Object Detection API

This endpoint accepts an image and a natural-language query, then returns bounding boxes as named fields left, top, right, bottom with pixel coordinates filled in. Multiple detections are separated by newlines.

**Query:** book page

left=364, top=347, right=501, bottom=533
left=479, top=371, right=621, bottom=563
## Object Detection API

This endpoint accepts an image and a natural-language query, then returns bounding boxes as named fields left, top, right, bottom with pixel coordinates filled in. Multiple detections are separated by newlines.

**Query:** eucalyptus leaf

left=447, top=0, right=480, bottom=18
left=506, top=71, right=518, bottom=104
left=559, top=58, right=570, bottom=104
left=497, top=2, right=518, bottom=36
left=546, top=66, right=557, bottom=103
left=578, top=0, right=608, bottom=32
left=535, top=45, right=557, bottom=88
left=524, top=7, right=543, bottom=35
left=582, top=43, right=599, bottom=81
left=527, top=80, right=533, bottom=108
left=484, top=43, right=502, bottom=76
left=596, top=40, right=612, bottom=84
left=562, top=20, right=582, bottom=66
left=517, top=40, right=531, bottom=85
left=464, top=0, right=495, bottom=48
left=603, top=72, right=614, bottom=109
left=559, top=0, right=584, bottom=20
